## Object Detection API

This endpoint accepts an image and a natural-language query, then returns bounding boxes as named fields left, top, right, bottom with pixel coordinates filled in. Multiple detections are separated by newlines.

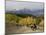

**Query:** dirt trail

left=6, top=25, right=43, bottom=34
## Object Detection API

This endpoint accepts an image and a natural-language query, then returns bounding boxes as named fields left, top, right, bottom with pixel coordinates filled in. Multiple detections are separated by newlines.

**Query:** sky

left=6, top=0, right=44, bottom=10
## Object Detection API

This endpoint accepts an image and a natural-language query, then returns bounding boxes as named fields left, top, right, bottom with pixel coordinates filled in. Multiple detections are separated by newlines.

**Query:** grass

left=5, top=13, right=44, bottom=26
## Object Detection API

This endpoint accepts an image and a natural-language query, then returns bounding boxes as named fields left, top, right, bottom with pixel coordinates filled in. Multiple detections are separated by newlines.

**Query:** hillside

left=5, top=13, right=44, bottom=26
left=5, top=13, right=44, bottom=34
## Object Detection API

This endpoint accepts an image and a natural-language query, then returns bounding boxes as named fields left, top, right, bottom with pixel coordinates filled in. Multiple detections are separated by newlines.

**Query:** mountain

left=32, top=9, right=44, bottom=16
left=6, top=8, right=44, bottom=17
left=16, top=8, right=32, bottom=14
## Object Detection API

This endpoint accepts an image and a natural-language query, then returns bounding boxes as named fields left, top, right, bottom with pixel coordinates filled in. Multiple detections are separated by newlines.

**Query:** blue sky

left=6, top=1, right=44, bottom=10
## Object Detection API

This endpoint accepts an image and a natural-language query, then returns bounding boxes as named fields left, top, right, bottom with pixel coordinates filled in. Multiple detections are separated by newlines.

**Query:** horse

left=31, top=24, right=37, bottom=31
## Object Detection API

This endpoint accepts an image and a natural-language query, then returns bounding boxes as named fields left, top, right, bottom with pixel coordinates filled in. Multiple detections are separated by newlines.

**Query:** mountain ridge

left=5, top=8, right=44, bottom=17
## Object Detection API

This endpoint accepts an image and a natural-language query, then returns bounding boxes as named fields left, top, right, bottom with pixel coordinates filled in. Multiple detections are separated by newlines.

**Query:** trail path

left=6, top=25, right=43, bottom=34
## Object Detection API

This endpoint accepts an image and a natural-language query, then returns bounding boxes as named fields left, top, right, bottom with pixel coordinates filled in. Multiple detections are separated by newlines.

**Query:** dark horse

left=31, top=24, right=37, bottom=30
